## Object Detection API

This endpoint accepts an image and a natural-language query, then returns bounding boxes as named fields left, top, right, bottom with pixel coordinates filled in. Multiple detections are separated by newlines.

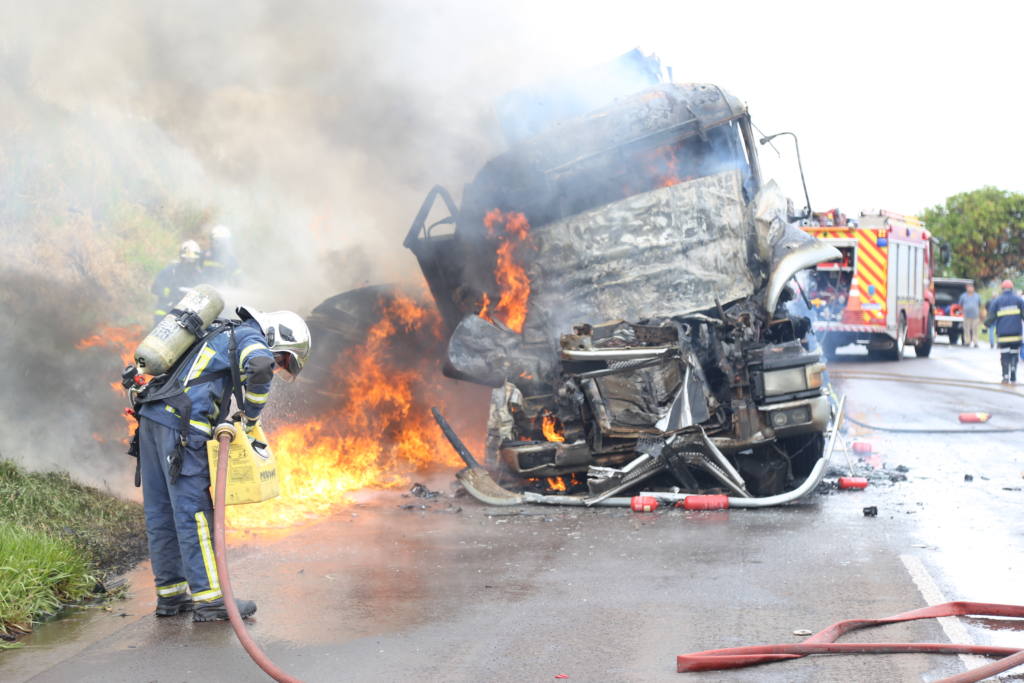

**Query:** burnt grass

left=0, top=460, right=147, bottom=580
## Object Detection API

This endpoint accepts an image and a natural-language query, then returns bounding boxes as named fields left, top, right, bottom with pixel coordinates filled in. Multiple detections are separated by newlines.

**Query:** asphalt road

left=4, top=340, right=1024, bottom=682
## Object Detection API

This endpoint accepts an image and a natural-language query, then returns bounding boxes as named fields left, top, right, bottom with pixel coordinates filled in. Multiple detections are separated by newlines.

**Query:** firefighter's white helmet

left=236, top=306, right=311, bottom=380
left=179, top=240, right=202, bottom=262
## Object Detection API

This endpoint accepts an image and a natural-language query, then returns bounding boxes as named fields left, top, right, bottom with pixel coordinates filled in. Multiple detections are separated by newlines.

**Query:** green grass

left=0, top=460, right=147, bottom=636
left=0, top=522, right=97, bottom=636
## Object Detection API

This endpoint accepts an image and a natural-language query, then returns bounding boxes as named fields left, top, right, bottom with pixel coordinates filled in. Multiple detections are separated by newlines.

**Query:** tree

left=922, top=187, right=1024, bottom=282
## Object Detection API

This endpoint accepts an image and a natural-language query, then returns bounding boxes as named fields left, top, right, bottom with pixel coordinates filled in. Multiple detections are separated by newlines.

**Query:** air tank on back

left=135, top=284, right=224, bottom=375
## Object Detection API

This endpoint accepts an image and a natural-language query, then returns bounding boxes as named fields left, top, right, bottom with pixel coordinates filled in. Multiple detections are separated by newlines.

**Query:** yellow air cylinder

left=135, top=284, right=224, bottom=375
left=207, top=421, right=280, bottom=505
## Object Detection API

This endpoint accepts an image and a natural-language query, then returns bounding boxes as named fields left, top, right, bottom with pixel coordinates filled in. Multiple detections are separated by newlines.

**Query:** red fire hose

left=213, top=425, right=304, bottom=683
left=677, top=601, right=1024, bottom=681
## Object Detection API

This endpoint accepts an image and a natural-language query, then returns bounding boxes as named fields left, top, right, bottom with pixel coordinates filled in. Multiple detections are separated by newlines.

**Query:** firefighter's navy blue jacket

left=137, top=319, right=275, bottom=606
left=990, top=290, right=1024, bottom=345
left=138, top=319, right=275, bottom=437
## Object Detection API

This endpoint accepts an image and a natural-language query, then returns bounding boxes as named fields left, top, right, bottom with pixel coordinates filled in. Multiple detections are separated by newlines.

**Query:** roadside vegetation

left=0, top=460, right=147, bottom=639
left=923, top=186, right=1024, bottom=283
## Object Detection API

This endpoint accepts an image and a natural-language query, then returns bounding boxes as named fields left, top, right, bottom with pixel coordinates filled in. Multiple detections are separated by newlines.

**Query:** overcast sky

left=505, top=0, right=1021, bottom=216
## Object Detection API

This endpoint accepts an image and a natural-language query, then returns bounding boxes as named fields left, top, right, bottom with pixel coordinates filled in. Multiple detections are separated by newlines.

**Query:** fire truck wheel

left=914, top=313, right=934, bottom=357
left=884, top=314, right=907, bottom=361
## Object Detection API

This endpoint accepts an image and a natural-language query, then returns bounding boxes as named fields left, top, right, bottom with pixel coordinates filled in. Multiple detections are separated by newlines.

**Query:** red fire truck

left=800, top=209, right=936, bottom=360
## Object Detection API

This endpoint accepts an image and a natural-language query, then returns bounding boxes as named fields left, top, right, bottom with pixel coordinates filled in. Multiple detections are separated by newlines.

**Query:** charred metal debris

left=408, top=55, right=844, bottom=507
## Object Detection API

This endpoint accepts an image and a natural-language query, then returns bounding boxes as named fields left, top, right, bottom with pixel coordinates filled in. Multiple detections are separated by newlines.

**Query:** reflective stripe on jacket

left=991, top=291, right=1024, bottom=344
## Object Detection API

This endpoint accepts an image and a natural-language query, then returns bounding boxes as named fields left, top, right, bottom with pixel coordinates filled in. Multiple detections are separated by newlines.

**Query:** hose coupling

left=214, top=422, right=237, bottom=441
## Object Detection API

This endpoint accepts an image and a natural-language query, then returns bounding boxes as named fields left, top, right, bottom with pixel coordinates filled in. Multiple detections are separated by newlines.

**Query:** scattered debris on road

left=863, top=506, right=878, bottom=517
left=408, top=482, right=441, bottom=499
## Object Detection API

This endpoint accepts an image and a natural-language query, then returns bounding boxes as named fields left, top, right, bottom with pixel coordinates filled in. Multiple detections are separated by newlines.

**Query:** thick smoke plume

left=0, top=0, right=606, bottom=492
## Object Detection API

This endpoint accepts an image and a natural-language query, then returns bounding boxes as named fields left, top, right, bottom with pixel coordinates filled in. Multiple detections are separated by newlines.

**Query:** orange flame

left=541, top=412, right=565, bottom=443
left=480, top=209, right=534, bottom=333
left=546, top=476, right=567, bottom=492
left=478, top=292, right=492, bottom=323
left=227, top=294, right=464, bottom=529
left=76, top=325, right=144, bottom=438
left=75, top=325, right=143, bottom=365
left=76, top=301, right=471, bottom=529
left=626, top=144, right=694, bottom=192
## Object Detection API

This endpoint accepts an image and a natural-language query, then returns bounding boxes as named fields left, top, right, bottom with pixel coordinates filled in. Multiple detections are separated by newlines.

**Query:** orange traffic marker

left=958, top=412, right=991, bottom=423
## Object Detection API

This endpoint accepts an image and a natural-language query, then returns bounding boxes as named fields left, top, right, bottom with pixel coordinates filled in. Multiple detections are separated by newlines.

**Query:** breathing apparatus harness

left=126, top=319, right=246, bottom=485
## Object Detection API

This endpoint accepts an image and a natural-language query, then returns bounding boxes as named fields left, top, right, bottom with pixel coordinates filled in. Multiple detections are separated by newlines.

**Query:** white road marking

left=899, top=553, right=991, bottom=674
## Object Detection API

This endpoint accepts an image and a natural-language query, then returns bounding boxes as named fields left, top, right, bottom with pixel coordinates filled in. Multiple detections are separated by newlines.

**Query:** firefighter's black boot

left=1000, top=351, right=1012, bottom=383
left=155, top=593, right=194, bottom=616
left=192, top=598, right=257, bottom=622
left=1011, top=354, right=1019, bottom=383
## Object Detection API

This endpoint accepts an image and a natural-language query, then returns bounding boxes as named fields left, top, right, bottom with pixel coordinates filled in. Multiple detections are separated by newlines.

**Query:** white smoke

left=0, top=0, right=649, bottom=490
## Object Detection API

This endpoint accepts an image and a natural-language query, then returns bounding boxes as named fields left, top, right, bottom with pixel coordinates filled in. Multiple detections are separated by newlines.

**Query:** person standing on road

left=136, top=307, right=311, bottom=621
left=958, top=283, right=982, bottom=348
left=989, top=280, right=1024, bottom=383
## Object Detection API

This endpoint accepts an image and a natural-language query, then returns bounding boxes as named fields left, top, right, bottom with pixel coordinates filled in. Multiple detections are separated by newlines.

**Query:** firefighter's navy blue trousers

left=139, top=417, right=222, bottom=604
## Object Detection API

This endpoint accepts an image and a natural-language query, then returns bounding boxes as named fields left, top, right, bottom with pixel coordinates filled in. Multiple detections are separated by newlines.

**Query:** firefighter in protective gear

left=151, top=240, right=204, bottom=322
left=202, top=225, right=241, bottom=286
left=136, top=307, right=311, bottom=621
left=989, top=279, right=1024, bottom=384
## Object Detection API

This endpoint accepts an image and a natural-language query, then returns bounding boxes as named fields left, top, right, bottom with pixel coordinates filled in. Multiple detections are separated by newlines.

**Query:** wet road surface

left=3, top=341, right=1023, bottom=682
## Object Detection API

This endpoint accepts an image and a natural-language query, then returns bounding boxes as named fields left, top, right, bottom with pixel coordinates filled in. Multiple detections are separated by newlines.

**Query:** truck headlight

left=763, top=363, right=826, bottom=396
left=763, top=367, right=807, bottom=396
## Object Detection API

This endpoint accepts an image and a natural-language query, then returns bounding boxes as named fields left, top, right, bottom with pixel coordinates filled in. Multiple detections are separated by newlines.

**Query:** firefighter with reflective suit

left=135, top=307, right=311, bottom=621
left=989, top=279, right=1024, bottom=384
left=151, top=240, right=204, bottom=322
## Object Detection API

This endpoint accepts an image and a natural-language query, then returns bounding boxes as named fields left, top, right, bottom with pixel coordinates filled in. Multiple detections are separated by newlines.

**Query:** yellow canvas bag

left=206, top=421, right=280, bottom=505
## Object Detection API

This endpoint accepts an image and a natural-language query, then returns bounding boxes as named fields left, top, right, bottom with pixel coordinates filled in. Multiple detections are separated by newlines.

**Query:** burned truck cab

left=407, top=78, right=841, bottom=503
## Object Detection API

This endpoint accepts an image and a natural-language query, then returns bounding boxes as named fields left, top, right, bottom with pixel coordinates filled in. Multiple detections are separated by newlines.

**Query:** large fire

left=77, top=296, right=468, bottom=529
left=228, top=293, right=464, bottom=528
left=480, top=209, right=534, bottom=333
